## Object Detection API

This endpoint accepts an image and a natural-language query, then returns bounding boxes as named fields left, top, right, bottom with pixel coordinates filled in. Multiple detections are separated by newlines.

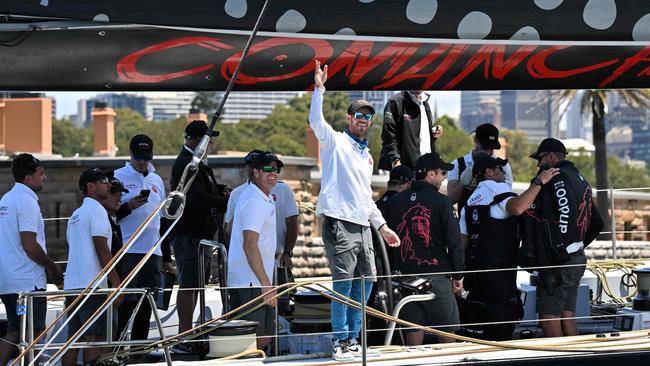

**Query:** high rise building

left=84, top=92, right=195, bottom=123
left=565, top=91, right=592, bottom=142
left=220, top=91, right=304, bottom=123
left=85, top=93, right=147, bottom=125
left=459, top=91, right=501, bottom=132
left=607, top=93, right=650, bottom=161
left=500, top=90, right=559, bottom=142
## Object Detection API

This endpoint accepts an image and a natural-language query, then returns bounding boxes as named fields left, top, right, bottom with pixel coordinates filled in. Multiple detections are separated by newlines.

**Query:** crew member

left=227, top=153, right=284, bottom=350
left=447, top=123, right=513, bottom=215
left=384, top=153, right=463, bottom=345
left=527, top=138, right=604, bottom=337
left=0, top=154, right=62, bottom=365
left=113, top=134, right=171, bottom=342
left=224, top=150, right=299, bottom=269
left=379, top=91, right=443, bottom=171
left=63, top=168, right=122, bottom=366
left=375, top=165, right=414, bottom=214
left=459, top=154, right=558, bottom=340
left=169, top=120, right=229, bottom=354
left=310, top=60, right=400, bottom=361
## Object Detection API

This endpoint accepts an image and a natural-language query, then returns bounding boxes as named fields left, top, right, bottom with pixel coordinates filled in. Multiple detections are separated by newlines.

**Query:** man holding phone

left=113, top=134, right=172, bottom=342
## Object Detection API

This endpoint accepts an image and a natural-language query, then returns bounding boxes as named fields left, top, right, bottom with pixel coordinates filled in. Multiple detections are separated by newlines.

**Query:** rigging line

left=0, top=25, right=36, bottom=47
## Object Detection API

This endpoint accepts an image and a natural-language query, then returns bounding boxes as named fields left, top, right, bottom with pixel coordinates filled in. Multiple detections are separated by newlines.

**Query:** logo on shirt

left=126, top=184, right=137, bottom=189
left=0, top=205, right=8, bottom=218
left=151, top=186, right=159, bottom=193
left=272, top=194, right=277, bottom=201
left=403, top=114, right=412, bottom=122
left=472, top=209, right=479, bottom=222
left=396, top=203, right=439, bottom=267
left=69, top=213, right=80, bottom=226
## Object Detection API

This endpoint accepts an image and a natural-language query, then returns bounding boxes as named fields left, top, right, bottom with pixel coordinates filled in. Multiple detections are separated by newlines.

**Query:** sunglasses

left=536, top=153, right=549, bottom=162
left=260, top=165, right=281, bottom=173
left=353, top=112, right=373, bottom=121
left=96, top=177, right=110, bottom=184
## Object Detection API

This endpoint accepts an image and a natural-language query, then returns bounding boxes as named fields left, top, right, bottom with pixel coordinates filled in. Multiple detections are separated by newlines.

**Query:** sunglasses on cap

left=353, top=112, right=373, bottom=121
left=259, top=165, right=281, bottom=173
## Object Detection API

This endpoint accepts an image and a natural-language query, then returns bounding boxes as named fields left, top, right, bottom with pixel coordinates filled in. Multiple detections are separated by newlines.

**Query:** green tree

left=52, top=118, right=94, bottom=157
left=113, top=108, right=186, bottom=156
left=434, top=115, right=473, bottom=163
left=500, top=129, right=538, bottom=182
left=191, top=92, right=221, bottom=114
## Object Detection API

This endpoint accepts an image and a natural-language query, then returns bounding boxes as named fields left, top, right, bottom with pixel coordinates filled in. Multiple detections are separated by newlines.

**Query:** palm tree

left=551, top=89, right=650, bottom=238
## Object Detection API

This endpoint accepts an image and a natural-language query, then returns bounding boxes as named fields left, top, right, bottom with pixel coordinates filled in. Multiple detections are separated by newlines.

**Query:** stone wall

left=0, top=155, right=316, bottom=262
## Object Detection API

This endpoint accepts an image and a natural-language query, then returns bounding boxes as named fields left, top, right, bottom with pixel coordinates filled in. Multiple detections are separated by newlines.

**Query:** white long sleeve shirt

left=309, top=87, right=385, bottom=229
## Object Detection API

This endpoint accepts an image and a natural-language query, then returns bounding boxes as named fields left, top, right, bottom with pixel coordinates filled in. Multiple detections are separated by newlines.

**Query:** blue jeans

left=331, top=278, right=373, bottom=341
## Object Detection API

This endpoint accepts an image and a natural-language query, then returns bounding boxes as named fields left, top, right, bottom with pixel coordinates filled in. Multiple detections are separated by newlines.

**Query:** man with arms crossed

left=0, top=154, right=62, bottom=365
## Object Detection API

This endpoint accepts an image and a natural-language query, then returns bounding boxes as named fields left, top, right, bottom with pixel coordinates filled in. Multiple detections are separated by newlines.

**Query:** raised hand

left=314, top=60, right=328, bottom=88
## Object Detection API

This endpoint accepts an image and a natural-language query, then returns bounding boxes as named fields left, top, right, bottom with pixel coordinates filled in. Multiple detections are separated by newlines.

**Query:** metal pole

left=147, top=292, right=173, bottom=366
left=361, top=276, right=367, bottom=365
left=199, top=243, right=206, bottom=325
left=27, top=294, right=34, bottom=363
left=18, top=294, right=26, bottom=366
left=610, top=188, right=617, bottom=259
left=107, top=299, right=113, bottom=345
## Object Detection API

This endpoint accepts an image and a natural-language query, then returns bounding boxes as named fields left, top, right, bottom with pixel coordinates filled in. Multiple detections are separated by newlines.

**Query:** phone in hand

left=139, top=189, right=151, bottom=199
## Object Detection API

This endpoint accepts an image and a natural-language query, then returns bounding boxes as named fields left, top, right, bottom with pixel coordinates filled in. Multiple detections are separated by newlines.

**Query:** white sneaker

left=332, top=339, right=355, bottom=361
left=347, top=338, right=381, bottom=357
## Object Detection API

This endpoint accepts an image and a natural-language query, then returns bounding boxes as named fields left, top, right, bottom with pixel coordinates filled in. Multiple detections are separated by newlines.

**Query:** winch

left=632, top=267, right=650, bottom=311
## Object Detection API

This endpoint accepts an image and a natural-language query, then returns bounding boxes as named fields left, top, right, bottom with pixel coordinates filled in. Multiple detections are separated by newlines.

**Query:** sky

left=46, top=91, right=462, bottom=120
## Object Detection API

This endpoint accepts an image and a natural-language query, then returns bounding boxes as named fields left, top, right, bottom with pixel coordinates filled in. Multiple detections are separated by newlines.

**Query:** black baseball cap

left=129, top=134, right=153, bottom=161
left=105, top=170, right=129, bottom=193
left=254, top=151, right=284, bottom=169
left=244, top=149, right=266, bottom=165
left=529, top=138, right=567, bottom=159
left=79, top=168, right=109, bottom=193
left=473, top=123, right=501, bottom=150
left=472, top=155, right=509, bottom=177
left=389, top=165, right=415, bottom=184
left=414, top=153, right=454, bottom=175
left=347, top=100, right=375, bottom=115
left=184, top=120, right=217, bottom=139
left=11, top=153, right=42, bottom=181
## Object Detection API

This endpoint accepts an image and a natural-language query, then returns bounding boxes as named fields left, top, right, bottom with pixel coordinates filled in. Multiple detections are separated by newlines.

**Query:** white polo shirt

left=64, top=197, right=112, bottom=289
left=225, top=181, right=299, bottom=266
left=448, top=151, right=514, bottom=188
left=0, top=183, right=47, bottom=294
left=114, top=162, right=166, bottom=256
left=227, top=184, right=276, bottom=288
left=459, top=180, right=514, bottom=235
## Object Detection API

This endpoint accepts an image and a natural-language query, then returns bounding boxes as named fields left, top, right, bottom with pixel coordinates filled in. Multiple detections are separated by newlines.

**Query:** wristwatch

left=532, top=177, right=543, bottom=186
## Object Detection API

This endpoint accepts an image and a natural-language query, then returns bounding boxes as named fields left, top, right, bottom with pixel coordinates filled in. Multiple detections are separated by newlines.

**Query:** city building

left=501, top=90, right=559, bottom=142
left=220, top=91, right=304, bottom=123
left=459, top=91, right=501, bottom=132
left=84, top=92, right=194, bottom=124
left=565, top=91, right=592, bottom=142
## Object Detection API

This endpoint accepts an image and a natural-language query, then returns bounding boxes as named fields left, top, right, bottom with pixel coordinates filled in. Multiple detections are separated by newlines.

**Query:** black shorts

left=65, top=294, right=109, bottom=338
left=400, top=276, right=459, bottom=333
left=0, top=289, right=46, bottom=334
left=228, top=287, right=275, bottom=337
left=118, top=253, right=162, bottom=301
left=537, top=253, right=586, bottom=316
left=171, top=236, right=212, bottom=288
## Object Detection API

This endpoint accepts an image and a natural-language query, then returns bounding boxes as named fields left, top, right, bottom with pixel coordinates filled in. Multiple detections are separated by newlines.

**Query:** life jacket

left=459, top=191, right=522, bottom=341
left=463, top=192, right=519, bottom=303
